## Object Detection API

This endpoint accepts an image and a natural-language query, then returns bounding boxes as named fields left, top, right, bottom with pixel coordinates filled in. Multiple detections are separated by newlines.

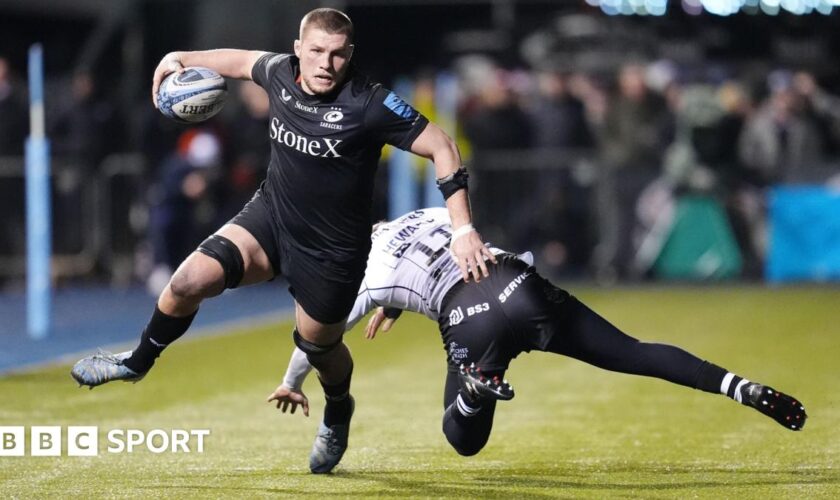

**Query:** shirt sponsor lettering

left=466, top=302, right=490, bottom=317
left=448, top=342, right=469, bottom=363
left=295, top=101, right=318, bottom=114
left=269, top=118, right=342, bottom=158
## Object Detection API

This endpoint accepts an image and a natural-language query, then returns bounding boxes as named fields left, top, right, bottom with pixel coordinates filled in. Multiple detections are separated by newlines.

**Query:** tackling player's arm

left=364, top=307, right=403, bottom=339
left=267, top=348, right=312, bottom=416
left=151, top=49, right=267, bottom=107
left=268, top=286, right=376, bottom=415
left=410, top=123, right=496, bottom=281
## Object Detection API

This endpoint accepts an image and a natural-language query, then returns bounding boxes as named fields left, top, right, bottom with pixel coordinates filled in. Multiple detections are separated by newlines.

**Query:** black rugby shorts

left=229, top=190, right=366, bottom=324
left=437, top=254, right=572, bottom=372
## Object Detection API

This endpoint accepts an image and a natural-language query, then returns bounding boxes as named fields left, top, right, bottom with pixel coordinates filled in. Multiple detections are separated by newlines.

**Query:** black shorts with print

left=437, top=254, right=572, bottom=373
left=230, top=189, right=367, bottom=324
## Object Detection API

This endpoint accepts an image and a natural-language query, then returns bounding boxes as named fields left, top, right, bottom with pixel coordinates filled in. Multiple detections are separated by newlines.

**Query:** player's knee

left=294, top=329, right=342, bottom=361
left=442, top=412, right=489, bottom=457
left=168, top=263, right=223, bottom=302
left=452, top=443, right=484, bottom=457
left=196, top=234, right=245, bottom=290
left=445, top=433, right=487, bottom=457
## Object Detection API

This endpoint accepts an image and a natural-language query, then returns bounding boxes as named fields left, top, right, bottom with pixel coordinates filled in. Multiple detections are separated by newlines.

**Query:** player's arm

left=267, top=298, right=383, bottom=412
left=151, top=49, right=267, bottom=107
left=364, top=307, right=403, bottom=339
left=268, top=285, right=374, bottom=415
left=345, top=285, right=376, bottom=332
left=267, top=348, right=311, bottom=417
left=410, top=123, right=497, bottom=281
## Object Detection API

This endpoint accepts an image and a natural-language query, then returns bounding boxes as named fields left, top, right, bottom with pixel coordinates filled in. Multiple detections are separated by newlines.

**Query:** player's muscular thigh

left=295, top=304, right=346, bottom=345
left=214, top=224, right=274, bottom=285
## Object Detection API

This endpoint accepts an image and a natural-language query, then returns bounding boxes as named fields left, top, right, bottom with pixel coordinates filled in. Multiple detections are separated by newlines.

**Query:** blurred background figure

left=462, top=67, right=533, bottom=151
left=738, top=70, right=826, bottom=185
left=792, top=70, right=840, bottom=170
left=146, top=129, right=223, bottom=295
left=598, top=62, right=674, bottom=280
left=0, top=56, right=29, bottom=260
left=50, top=71, right=120, bottom=171
left=733, top=71, right=829, bottom=272
left=514, top=69, right=596, bottom=277
left=529, top=70, right=594, bottom=149
left=221, top=80, right=270, bottom=221
left=461, top=63, right=533, bottom=244
left=0, top=56, right=27, bottom=155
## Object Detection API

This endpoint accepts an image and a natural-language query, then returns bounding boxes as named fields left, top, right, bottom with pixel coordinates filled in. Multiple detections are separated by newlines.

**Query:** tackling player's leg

left=441, top=367, right=503, bottom=456
left=458, top=362, right=514, bottom=402
left=70, top=224, right=274, bottom=388
left=539, top=290, right=807, bottom=431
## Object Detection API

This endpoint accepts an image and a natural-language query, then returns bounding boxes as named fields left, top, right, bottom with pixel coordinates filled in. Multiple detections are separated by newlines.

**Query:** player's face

left=294, top=28, right=353, bottom=96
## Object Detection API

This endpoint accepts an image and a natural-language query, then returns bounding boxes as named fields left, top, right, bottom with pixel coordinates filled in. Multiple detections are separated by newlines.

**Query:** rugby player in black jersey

left=70, top=8, right=495, bottom=474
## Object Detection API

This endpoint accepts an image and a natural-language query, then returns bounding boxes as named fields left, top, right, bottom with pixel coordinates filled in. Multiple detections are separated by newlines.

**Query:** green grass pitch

left=1, top=286, right=839, bottom=498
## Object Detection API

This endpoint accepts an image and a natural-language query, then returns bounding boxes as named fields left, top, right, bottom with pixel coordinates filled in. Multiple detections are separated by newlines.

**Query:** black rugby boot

left=457, top=362, right=514, bottom=405
left=740, top=383, right=807, bottom=431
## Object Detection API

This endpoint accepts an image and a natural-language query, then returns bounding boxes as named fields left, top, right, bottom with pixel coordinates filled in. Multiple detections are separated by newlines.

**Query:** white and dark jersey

left=251, top=53, right=429, bottom=261
left=345, top=207, right=463, bottom=330
left=344, top=208, right=533, bottom=330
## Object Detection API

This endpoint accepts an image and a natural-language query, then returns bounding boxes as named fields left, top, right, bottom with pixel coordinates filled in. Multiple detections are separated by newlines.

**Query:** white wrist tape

left=450, top=223, right=475, bottom=245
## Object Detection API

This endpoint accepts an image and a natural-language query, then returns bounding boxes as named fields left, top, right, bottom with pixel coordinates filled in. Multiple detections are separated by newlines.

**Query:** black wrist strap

left=436, top=166, right=469, bottom=200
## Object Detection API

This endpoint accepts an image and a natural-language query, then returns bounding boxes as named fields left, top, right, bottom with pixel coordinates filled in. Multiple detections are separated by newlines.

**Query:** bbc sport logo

left=0, top=426, right=210, bottom=457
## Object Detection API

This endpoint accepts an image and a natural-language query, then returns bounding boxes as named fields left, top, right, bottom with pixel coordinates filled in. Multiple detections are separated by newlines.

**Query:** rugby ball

left=157, top=67, right=227, bottom=123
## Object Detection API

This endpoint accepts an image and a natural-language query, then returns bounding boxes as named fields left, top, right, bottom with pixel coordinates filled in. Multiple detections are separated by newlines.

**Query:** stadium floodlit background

left=1, top=0, right=839, bottom=497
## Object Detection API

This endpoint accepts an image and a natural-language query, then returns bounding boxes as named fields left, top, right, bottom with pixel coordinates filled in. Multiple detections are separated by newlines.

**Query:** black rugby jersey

left=251, top=53, right=429, bottom=261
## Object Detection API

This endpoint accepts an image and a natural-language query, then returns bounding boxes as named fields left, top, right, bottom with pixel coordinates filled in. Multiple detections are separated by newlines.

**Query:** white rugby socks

left=455, top=393, right=481, bottom=417
left=720, top=372, right=751, bottom=404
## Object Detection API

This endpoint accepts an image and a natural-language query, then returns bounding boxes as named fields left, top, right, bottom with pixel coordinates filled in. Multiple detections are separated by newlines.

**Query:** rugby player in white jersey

left=269, top=207, right=806, bottom=463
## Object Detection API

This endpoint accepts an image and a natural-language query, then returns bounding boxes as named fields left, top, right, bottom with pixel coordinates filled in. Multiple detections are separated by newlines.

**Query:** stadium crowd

left=2, top=52, right=840, bottom=286
left=457, top=57, right=840, bottom=280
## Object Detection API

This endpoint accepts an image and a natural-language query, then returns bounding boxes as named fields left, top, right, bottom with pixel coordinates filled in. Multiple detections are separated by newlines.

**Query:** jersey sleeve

left=345, top=284, right=376, bottom=332
left=251, top=52, right=287, bottom=89
left=281, top=347, right=313, bottom=392
left=364, top=86, right=429, bottom=151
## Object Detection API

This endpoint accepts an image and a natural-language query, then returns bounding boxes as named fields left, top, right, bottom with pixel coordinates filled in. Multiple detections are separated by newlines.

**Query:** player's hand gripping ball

left=156, top=67, right=227, bottom=123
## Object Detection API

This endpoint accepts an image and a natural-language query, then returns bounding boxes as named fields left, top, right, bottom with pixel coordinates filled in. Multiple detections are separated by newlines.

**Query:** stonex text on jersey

left=251, top=52, right=430, bottom=257
left=269, top=119, right=343, bottom=158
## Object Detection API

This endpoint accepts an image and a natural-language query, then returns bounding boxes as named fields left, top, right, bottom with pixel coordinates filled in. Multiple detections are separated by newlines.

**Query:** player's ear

left=294, top=39, right=301, bottom=58
left=347, top=44, right=355, bottom=60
